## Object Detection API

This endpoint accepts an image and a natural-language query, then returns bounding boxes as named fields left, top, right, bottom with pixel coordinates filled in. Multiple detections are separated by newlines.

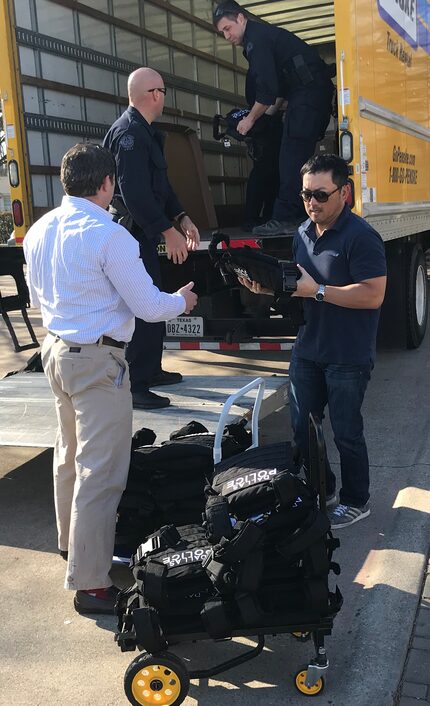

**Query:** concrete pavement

left=1, top=295, right=430, bottom=705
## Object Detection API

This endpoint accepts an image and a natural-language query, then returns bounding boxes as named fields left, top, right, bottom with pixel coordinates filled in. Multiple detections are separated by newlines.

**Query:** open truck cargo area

left=0, top=0, right=429, bottom=352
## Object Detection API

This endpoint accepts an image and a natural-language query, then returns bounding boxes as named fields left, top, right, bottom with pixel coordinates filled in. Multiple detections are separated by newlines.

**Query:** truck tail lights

left=12, top=199, right=24, bottom=227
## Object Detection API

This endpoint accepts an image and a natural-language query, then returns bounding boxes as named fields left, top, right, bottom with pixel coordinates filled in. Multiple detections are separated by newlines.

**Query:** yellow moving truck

left=0, top=0, right=429, bottom=349
left=334, top=0, right=430, bottom=347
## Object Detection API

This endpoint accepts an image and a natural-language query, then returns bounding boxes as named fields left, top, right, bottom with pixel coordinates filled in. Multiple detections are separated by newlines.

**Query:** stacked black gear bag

left=115, top=420, right=252, bottom=553
left=115, top=418, right=342, bottom=674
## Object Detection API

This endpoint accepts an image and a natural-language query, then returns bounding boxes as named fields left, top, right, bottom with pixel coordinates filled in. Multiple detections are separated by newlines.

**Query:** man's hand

left=177, top=281, right=198, bottom=313
left=162, top=227, right=188, bottom=264
left=291, top=264, right=318, bottom=298
left=238, top=276, right=274, bottom=296
left=180, top=216, right=200, bottom=251
left=237, top=115, right=255, bottom=136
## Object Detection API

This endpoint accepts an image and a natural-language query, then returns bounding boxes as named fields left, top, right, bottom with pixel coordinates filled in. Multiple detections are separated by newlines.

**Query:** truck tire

left=406, top=245, right=428, bottom=349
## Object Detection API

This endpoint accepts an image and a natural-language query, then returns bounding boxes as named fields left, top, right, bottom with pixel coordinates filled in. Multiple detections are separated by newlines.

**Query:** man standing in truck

left=213, top=0, right=334, bottom=236
left=240, top=154, right=387, bottom=528
left=104, top=68, right=200, bottom=410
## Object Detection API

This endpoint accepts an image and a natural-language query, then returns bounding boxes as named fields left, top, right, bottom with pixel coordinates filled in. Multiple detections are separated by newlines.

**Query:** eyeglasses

left=147, top=87, right=167, bottom=96
left=300, top=186, right=341, bottom=203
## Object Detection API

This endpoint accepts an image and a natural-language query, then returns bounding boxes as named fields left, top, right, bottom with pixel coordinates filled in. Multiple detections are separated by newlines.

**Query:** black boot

left=132, top=390, right=170, bottom=409
left=252, top=219, right=299, bottom=236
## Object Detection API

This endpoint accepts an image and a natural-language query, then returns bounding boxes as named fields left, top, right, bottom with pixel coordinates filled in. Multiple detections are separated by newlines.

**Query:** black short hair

left=213, top=1, right=245, bottom=26
left=300, top=154, right=349, bottom=189
left=60, top=143, right=115, bottom=197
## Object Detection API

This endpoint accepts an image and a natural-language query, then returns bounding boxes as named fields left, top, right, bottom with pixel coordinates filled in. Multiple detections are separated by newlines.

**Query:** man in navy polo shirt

left=291, top=154, right=386, bottom=528
left=240, top=154, right=387, bottom=528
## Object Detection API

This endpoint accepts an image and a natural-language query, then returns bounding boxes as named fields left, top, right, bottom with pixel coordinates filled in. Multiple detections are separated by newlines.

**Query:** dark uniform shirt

left=242, top=20, right=326, bottom=105
left=292, top=206, right=387, bottom=365
left=103, top=107, right=183, bottom=243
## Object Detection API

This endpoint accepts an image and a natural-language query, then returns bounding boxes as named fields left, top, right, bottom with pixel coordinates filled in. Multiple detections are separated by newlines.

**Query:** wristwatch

left=315, top=284, right=326, bottom=302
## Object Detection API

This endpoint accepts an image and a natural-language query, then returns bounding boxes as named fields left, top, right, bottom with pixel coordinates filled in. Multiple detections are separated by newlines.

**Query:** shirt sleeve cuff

left=142, top=214, right=172, bottom=239
left=171, top=292, right=187, bottom=316
left=166, top=198, right=184, bottom=221
left=255, top=92, right=277, bottom=106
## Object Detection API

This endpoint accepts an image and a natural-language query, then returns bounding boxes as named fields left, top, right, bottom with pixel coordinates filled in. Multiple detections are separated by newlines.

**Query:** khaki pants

left=41, top=334, right=132, bottom=590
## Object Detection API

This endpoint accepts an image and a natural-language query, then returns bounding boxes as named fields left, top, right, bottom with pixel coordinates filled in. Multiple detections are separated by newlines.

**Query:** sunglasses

left=300, top=186, right=341, bottom=203
left=147, top=87, right=167, bottom=95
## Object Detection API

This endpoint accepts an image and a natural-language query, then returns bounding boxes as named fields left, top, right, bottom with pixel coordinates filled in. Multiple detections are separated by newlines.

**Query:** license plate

left=166, top=316, right=204, bottom=337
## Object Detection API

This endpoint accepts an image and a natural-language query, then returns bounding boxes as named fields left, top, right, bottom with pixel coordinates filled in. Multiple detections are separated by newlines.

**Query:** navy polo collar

left=302, top=204, right=351, bottom=240
left=127, top=106, right=155, bottom=136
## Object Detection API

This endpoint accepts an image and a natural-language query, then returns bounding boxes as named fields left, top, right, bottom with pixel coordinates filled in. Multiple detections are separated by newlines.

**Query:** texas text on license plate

left=166, top=316, right=204, bottom=337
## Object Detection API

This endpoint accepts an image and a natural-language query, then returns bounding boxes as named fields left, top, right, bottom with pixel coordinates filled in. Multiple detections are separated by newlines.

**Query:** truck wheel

left=406, top=246, right=428, bottom=349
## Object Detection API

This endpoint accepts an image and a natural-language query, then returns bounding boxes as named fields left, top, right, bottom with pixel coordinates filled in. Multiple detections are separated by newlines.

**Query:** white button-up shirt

left=23, top=195, right=185, bottom=343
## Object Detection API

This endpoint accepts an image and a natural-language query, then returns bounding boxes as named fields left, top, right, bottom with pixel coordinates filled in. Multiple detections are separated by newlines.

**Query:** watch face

left=316, top=285, right=325, bottom=301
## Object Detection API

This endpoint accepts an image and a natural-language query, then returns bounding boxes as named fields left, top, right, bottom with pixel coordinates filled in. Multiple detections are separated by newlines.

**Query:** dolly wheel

left=294, top=669, right=325, bottom=696
left=124, top=651, right=190, bottom=706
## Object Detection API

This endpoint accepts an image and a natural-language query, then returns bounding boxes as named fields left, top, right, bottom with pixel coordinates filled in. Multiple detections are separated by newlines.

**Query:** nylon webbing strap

left=204, top=494, right=233, bottom=542
left=240, top=550, right=263, bottom=592
left=204, top=549, right=263, bottom=595
left=204, top=521, right=264, bottom=594
left=201, top=597, right=232, bottom=639
left=236, top=591, right=270, bottom=627
left=125, top=585, right=139, bottom=612
left=304, top=578, right=328, bottom=614
left=143, top=559, right=167, bottom=606
left=213, top=520, right=263, bottom=564
left=133, top=526, right=180, bottom=566
left=304, top=539, right=329, bottom=577
left=331, top=585, right=343, bottom=613
left=132, top=606, right=167, bottom=653
left=272, top=472, right=301, bottom=507
left=204, top=556, right=237, bottom=594
left=277, top=511, right=329, bottom=560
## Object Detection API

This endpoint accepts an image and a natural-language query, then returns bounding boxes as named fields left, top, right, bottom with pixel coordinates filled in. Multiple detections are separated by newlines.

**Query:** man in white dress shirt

left=24, top=143, right=197, bottom=615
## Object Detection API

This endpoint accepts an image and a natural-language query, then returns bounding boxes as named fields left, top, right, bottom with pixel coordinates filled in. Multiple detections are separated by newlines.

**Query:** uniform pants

left=289, top=355, right=372, bottom=508
left=244, top=116, right=282, bottom=223
left=126, top=238, right=164, bottom=393
left=41, top=334, right=132, bottom=590
left=272, top=81, right=334, bottom=223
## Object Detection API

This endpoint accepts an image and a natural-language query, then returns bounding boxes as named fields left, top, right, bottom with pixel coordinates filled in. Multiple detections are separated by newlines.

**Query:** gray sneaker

left=329, top=502, right=370, bottom=529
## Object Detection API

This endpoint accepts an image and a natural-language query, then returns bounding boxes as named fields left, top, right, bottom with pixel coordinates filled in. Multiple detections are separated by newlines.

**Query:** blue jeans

left=289, top=355, right=372, bottom=507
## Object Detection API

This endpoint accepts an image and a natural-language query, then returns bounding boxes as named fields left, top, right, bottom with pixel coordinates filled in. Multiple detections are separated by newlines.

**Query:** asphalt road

left=1, top=320, right=430, bottom=706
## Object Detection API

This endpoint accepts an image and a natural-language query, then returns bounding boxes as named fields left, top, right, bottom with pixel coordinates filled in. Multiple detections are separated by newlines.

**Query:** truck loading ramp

left=0, top=373, right=288, bottom=447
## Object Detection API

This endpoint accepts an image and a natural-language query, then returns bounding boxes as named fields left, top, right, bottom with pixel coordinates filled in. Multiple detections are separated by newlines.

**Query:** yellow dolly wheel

left=124, top=651, right=190, bottom=706
left=294, top=669, right=325, bottom=696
